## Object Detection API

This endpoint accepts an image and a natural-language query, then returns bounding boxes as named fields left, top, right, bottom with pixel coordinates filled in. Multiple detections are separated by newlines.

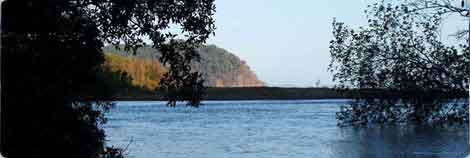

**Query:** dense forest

left=103, top=53, right=166, bottom=90
left=102, top=45, right=264, bottom=92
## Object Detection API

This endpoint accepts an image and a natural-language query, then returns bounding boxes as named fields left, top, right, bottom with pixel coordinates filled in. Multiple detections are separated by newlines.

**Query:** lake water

left=104, top=100, right=469, bottom=158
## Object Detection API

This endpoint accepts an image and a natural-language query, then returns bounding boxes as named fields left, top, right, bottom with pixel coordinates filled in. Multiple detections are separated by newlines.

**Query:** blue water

left=104, top=100, right=469, bottom=158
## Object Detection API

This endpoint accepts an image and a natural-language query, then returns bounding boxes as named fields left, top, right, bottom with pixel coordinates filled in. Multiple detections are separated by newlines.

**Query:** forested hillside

left=195, top=45, right=264, bottom=87
left=102, top=45, right=264, bottom=89
left=103, top=53, right=166, bottom=92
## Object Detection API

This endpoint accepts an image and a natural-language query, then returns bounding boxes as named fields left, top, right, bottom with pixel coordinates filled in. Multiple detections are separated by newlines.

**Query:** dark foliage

left=1, top=1, right=118, bottom=157
left=159, top=40, right=206, bottom=107
left=329, top=2, right=470, bottom=126
left=1, top=0, right=215, bottom=157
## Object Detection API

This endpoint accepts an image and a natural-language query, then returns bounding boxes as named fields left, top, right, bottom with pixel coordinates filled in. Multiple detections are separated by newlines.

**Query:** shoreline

left=110, top=87, right=468, bottom=101
left=114, top=97, right=351, bottom=101
left=113, top=87, right=350, bottom=101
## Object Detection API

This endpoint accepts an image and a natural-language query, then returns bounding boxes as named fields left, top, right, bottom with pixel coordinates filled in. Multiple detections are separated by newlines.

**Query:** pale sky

left=206, top=0, right=467, bottom=87
left=206, top=0, right=373, bottom=87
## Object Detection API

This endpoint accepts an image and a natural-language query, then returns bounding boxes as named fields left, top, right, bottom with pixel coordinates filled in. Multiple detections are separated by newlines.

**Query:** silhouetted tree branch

left=330, top=2, right=469, bottom=125
left=1, top=0, right=215, bottom=157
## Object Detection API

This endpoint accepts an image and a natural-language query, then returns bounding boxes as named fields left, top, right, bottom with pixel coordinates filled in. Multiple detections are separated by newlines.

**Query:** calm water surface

left=104, top=100, right=469, bottom=158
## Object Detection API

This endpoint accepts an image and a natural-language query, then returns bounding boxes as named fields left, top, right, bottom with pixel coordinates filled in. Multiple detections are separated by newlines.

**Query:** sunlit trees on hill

left=104, top=53, right=166, bottom=92
left=104, top=45, right=265, bottom=88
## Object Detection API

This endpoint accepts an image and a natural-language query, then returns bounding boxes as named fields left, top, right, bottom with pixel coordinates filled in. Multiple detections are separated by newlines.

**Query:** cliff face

left=237, top=60, right=265, bottom=87
left=104, top=45, right=264, bottom=87
left=206, top=60, right=265, bottom=87
left=194, top=45, right=264, bottom=87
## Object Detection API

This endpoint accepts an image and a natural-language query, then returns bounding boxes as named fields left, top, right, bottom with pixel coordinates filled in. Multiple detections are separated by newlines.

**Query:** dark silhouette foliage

left=330, top=2, right=470, bottom=126
left=159, top=40, right=206, bottom=107
left=1, top=0, right=215, bottom=157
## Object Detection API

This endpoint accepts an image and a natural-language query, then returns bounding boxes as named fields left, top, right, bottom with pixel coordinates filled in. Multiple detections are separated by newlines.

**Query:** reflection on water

left=333, top=125, right=467, bottom=158
left=104, top=100, right=469, bottom=158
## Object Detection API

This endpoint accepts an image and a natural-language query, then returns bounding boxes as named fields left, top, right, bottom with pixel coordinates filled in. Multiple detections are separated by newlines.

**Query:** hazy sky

left=207, top=0, right=373, bottom=87
left=206, top=0, right=468, bottom=87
